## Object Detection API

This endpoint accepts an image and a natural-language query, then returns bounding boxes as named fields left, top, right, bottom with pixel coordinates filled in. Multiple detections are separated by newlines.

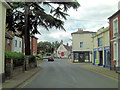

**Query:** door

left=99, top=51, right=103, bottom=65
left=61, top=52, right=64, bottom=56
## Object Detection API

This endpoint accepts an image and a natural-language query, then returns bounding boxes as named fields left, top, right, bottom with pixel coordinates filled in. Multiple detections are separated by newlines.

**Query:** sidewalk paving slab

left=2, top=66, right=42, bottom=89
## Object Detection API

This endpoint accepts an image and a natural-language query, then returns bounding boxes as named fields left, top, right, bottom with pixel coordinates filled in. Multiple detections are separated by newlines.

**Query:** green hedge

left=5, top=51, right=25, bottom=67
left=5, top=51, right=24, bottom=60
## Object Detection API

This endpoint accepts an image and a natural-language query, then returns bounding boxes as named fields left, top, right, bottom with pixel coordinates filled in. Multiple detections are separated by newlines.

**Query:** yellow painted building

left=92, top=27, right=110, bottom=68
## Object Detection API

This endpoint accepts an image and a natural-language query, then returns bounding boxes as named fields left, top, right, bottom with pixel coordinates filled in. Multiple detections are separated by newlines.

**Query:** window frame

left=80, top=42, right=83, bottom=48
left=113, top=42, right=118, bottom=61
left=113, top=17, right=118, bottom=37
left=15, top=40, right=17, bottom=47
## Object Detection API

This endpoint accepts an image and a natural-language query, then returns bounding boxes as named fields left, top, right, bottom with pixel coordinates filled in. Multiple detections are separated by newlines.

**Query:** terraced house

left=108, top=4, right=120, bottom=70
left=92, top=27, right=110, bottom=68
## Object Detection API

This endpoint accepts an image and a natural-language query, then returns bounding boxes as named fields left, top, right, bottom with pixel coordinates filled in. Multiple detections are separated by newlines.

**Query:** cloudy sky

left=35, top=0, right=120, bottom=45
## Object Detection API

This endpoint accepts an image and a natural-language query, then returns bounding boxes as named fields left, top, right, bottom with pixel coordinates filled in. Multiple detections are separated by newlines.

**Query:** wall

left=110, top=13, right=120, bottom=68
left=72, top=33, right=93, bottom=52
left=57, top=44, right=68, bottom=58
left=92, top=27, right=110, bottom=66
left=11, top=36, right=22, bottom=53
left=0, top=1, right=11, bottom=83
left=5, top=38, right=12, bottom=51
left=31, top=37, right=37, bottom=55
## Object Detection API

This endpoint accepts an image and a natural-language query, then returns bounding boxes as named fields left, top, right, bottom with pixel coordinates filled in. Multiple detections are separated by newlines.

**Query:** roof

left=63, top=45, right=71, bottom=51
left=31, top=35, right=38, bottom=40
left=71, top=31, right=96, bottom=35
left=108, top=9, right=120, bottom=19
left=5, top=32, right=13, bottom=39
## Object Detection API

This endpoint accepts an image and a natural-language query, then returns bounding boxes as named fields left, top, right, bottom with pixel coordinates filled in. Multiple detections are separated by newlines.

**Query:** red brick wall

left=23, top=37, right=37, bottom=55
left=109, top=13, right=120, bottom=67
left=31, top=37, right=37, bottom=55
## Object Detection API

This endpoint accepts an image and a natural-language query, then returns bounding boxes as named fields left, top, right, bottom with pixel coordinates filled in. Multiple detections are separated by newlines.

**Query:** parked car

left=48, top=56, right=54, bottom=61
left=43, top=56, right=50, bottom=59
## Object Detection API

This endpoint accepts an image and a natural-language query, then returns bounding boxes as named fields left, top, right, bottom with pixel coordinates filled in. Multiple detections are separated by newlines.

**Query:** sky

left=35, top=0, right=120, bottom=45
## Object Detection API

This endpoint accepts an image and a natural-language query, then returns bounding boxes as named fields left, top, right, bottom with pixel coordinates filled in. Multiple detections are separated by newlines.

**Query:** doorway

left=99, top=51, right=103, bottom=65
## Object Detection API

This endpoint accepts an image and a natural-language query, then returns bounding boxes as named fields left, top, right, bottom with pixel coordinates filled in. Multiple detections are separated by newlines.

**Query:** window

left=98, top=37, right=103, bottom=47
left=113, top=42, right=118, bottom=61
left=15, top=40, right=17, bottom=47
left=19, top=41, right=21, bottom=48
left=113, top=18, right=118, bottom=36
left=7, top=39, right=10, bottom=45
left=80, top=42, right=83, bottom=48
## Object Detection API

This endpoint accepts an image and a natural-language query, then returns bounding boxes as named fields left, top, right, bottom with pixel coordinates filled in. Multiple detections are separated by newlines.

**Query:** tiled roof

left=108, top=9, right=120, bottom=19
left=63, top=45, right=71, bottom=51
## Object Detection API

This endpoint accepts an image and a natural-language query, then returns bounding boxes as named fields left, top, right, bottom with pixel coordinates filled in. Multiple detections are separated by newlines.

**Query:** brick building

left=23, top=35, right=38, bottom=55
left=5, top=32, right=13, bottom=51
left=108, top=9, right=120, bottom=70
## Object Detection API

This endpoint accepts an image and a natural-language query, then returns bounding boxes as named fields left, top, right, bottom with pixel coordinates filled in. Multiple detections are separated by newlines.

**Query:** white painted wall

left=56, top=44, right=69, bottom=58
left=11, top=36, right=22, bottom=53
left=0, top=1, right=11, bottom=81
left=72, top=33, right=93, bottom=52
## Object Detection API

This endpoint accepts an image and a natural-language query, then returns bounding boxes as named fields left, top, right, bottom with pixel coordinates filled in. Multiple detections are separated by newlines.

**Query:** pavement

left=2, top=61, right=43, bottom=89
left=68, top=59, right=119, bottom=81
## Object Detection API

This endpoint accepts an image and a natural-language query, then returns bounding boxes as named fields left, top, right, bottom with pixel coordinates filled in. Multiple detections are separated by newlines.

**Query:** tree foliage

left=37, top=41, right=61, bottom=54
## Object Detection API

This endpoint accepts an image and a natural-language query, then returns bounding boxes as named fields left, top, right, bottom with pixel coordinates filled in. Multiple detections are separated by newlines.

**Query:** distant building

left=23, top=35, right=38, bottom=55
left=71, top=28, right=96, bottom=62
left=55, top=40, right=71, bottom=58
left=92, top=27, right=110, bottom=68
left=108, top=7, right=120, bottom=70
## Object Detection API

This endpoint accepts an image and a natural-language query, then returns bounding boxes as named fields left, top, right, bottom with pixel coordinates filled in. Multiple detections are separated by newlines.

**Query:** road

left=23, top=59, right=118, bottom=88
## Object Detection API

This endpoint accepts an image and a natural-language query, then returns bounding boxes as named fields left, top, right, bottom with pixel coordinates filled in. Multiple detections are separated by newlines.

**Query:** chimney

left=78, top=28, right=83, bottom=31
left=66, top=43, right=69, bottom=46
left=61, top=40, right=63, bottom=44
left=118, top=1, right=120, bottom=10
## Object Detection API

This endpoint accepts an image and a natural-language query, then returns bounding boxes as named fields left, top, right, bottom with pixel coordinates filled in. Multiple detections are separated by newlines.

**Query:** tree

left=6, top=1, right=80, bottom=55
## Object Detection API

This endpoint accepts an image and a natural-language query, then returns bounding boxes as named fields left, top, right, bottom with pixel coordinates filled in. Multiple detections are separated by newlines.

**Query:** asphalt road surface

left=23, top=59, right=118, bottom=88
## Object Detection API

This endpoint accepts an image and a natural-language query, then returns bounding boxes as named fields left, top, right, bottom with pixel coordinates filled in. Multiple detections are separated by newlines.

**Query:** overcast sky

left=35, top=0, right=120, bottom=45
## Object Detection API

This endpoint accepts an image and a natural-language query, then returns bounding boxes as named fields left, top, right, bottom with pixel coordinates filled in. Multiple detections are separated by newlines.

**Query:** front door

left=61, top=52, right=64, bottom=56
left=99, top=51, right=103, bottom=65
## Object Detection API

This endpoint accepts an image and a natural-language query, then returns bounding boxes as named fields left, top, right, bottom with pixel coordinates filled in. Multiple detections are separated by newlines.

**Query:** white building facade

left=11, top=36, right=23, bottom=53
left=71, top=28, right=96, bottom=62
left=0, top=1, right=11, bottom=83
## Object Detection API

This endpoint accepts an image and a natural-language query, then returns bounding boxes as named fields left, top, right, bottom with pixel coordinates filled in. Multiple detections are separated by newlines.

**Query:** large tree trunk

left=24, top=3, right=31, bottom=55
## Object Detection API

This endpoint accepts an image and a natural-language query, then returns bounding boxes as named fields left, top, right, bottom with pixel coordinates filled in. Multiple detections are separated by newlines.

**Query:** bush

left=5, top=51, right=24, bottom=60
left=36, top=55, right=43, bottom=60
left=25, top=55, right=36, bottom=63
left=5, top=51, right=25, bottom=67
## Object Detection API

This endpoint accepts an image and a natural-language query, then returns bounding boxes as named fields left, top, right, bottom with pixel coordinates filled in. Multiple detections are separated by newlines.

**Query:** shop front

left=73, top=51, right=90, bottom=62
left=104, top=46, right=110, bottom=68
